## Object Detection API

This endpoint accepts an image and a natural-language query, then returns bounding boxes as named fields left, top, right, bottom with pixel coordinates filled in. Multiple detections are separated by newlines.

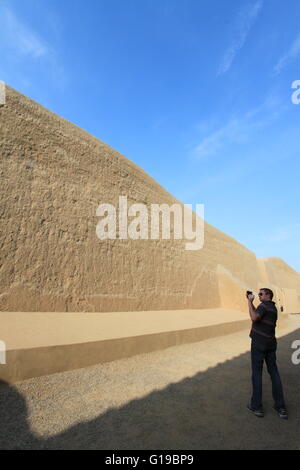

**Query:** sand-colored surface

left=1, top=308, right=262, bottom=349
left=2, top=307, right=277, bottom=383
left=0, top=314, right=299, bottom=450
left=1, top=85, right=299, bottom=314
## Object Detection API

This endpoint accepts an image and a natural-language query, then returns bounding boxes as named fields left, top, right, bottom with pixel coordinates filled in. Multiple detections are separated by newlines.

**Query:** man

left=246, top=288, right=288, bottom=419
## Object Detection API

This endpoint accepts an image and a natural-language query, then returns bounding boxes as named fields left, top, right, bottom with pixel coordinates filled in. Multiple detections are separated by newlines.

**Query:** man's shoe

left=273, top=406, right=288, bottom=420
left=247, top=403, right=264, bottom=417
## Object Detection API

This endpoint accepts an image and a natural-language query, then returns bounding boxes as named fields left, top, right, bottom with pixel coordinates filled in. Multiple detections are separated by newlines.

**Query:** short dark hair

left=260, top=288, right=274, bottom=300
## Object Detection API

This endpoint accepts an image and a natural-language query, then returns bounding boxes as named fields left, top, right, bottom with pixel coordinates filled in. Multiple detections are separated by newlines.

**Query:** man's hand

left=247, top=293, right=255, bottom=301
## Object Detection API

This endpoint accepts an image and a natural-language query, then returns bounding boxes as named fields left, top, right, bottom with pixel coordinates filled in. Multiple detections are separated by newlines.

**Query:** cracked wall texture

left=0, top=86, right=299, bottom=313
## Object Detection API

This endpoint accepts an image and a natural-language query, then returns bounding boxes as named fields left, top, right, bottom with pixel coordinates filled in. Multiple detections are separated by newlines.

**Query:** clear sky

left=1, top=0, right=299, bottom=272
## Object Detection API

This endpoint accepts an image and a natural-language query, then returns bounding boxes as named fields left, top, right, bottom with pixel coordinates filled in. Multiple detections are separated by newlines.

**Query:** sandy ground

left=0, top=315, right=299, bottom=450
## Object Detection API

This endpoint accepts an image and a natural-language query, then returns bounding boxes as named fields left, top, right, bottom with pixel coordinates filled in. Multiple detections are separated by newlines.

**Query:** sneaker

left=247, top=403, right=264, bottom=417
left=273, top=406, right=288, bottom=420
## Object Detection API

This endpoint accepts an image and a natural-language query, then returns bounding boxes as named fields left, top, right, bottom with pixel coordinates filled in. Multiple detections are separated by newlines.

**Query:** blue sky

left=1, top=0, right=300, bottom=272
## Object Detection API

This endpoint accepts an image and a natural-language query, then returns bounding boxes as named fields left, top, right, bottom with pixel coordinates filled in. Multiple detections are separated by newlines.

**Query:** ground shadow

left=0, top=328, right=299, bottom=450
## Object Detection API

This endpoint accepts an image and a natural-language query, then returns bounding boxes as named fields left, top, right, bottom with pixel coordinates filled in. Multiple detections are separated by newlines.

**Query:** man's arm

left=247, top=297, right=262, bottom=322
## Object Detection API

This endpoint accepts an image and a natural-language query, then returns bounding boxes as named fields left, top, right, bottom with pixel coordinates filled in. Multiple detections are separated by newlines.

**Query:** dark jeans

left=250, top=339, right=286, bottom=410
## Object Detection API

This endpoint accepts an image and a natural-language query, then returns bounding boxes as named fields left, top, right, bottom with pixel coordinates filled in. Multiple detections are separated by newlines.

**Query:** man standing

left=246, top=288, right=288, bottom=419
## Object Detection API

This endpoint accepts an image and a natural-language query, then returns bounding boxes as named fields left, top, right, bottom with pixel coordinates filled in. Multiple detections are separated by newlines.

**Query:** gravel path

left=1, top=315, right=300, bottom=450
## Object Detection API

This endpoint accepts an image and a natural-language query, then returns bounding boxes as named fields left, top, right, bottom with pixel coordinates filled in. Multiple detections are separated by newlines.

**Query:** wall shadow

left=0, top=328, right=299, bottom=450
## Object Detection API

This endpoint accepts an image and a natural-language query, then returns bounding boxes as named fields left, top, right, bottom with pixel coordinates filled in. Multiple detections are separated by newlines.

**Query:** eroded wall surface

left=0, top=86, right=299, bottom=313
left=257, top=258, right=300, bottom=313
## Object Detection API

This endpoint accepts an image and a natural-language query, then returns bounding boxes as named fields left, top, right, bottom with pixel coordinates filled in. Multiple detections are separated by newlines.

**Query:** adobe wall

left=0, top=86, right=299, bottom=313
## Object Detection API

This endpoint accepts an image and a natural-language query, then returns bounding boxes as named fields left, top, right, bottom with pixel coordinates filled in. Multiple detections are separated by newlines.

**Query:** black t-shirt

left=249, top=301, right=278, bottom=348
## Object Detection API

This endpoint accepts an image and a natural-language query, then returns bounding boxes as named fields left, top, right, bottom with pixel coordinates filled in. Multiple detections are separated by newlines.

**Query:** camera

left=246, top=290, right=253, bottom=298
